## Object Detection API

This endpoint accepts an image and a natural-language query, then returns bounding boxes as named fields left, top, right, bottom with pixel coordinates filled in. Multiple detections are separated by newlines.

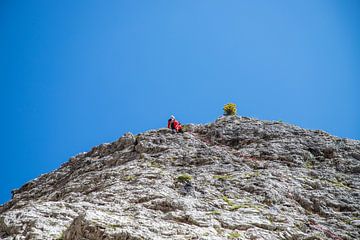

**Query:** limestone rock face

left=1, top=116, right=359, bottom=239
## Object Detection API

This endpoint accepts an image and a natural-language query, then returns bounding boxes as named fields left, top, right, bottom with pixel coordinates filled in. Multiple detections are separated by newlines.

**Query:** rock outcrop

left=1, top=116, right=359, bottom=239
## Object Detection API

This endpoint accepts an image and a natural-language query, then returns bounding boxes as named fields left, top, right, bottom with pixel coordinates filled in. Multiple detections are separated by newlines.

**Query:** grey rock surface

left=1, top=116, right=359, bottom=239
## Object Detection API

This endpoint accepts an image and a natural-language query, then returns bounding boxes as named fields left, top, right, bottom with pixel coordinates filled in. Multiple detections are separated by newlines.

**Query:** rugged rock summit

left=1, top=116, right=360, bottom=240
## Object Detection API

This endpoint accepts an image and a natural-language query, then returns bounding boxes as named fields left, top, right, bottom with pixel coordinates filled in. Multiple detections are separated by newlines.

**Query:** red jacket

left=168, top=119, right=182, bottom=131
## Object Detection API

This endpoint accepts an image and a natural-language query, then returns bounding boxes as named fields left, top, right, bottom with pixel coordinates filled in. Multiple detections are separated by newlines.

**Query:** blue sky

left=1, top=0, right=359, bottom=204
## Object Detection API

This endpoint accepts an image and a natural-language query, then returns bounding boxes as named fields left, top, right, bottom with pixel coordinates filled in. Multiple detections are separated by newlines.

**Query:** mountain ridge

left=1, top=116, right=359, bottom=239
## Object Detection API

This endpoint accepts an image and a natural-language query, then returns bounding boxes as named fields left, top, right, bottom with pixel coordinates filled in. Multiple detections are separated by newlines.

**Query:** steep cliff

left=1, top=116, right=359, bottom=239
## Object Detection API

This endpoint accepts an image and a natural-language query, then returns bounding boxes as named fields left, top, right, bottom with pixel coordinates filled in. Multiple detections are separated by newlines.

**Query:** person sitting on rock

left=167, top=115, right=183, bottom=133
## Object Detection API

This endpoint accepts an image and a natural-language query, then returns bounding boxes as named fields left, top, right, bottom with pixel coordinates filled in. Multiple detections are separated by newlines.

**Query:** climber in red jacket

left=168, top=115, right=183, bottom=133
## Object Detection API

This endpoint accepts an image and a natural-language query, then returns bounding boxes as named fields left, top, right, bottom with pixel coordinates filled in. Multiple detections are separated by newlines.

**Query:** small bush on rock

left=228, top=231, right=241, bottom=239
left=123, top=175, right=136, bottom=181
left=182, top=124, right=190, bottom=132
left=210, top=210, right=221, bottom=215
left=222, top=196, right=234, bottom=206
left=223, top=103, right=237, bottom=116
left=213, top=175, right=233, bottom=181
left=56, top=233, right=64, bottom=240
left=177, top=174, right=192, bottom=182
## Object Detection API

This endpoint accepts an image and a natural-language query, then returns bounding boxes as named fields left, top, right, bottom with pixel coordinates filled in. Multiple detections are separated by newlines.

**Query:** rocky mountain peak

left=1, top=116, right=359, bottom=239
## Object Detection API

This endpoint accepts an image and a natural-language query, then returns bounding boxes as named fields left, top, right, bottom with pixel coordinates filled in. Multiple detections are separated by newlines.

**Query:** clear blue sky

left=1, top=1, right=359, bottom=204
